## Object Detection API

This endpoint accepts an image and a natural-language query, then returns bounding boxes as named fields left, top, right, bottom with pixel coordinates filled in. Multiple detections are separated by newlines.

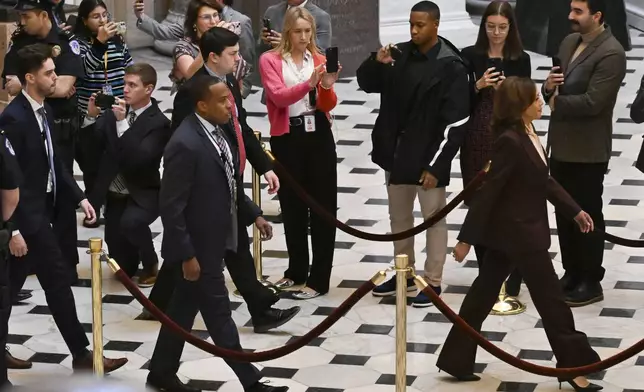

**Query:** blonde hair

left=273, top=7, right=321, bottom=56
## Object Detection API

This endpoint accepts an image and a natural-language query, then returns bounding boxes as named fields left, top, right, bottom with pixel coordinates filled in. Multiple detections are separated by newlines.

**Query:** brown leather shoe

left=71, top=351, right=128, bottom=374
left=5, top=348, right=32, bottom=369
left=138, top=264, right=158, bottom=288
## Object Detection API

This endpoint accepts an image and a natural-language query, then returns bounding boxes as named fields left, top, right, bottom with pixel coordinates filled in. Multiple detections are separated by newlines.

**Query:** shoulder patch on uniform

left=5, top=138, right=14, bottom=156
left=69, top=40, right=80, bottom=55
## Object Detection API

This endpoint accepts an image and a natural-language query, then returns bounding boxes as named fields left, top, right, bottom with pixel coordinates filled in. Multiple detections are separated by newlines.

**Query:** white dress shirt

left=282, top=50, right=315, bottom=117
left=195, top=113, right=233, bottom=165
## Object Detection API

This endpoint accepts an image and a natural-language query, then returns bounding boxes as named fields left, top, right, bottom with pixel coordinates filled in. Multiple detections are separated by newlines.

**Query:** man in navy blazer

left=0, top=43, right=126, bottom=372
left=147, top=75, right=288, bottom=392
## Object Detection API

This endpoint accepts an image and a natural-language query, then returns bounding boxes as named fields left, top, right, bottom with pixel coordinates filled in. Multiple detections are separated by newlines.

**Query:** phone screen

left=263, top=18, right=272, bottom=32
left=325, top=47, right=339, bottom=73
left=487, top=57, right=503, bottom=74
left=66, top=14, right=77, bottom=27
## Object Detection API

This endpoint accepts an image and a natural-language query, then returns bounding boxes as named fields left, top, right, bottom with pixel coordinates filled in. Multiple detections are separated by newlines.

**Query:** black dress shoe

left=252, top=306, right=300, bottom=334
left=12, top=290, right=32, bottom=305
left=559, top=379, right=603, bottom=391
left=246, top=381, right=289, bottom=392
left=147, top=374, right=201, bottom=392
left=5, top=348, right=32, bottom=369
left=560, top=273, right=578, bottom=293
left=438, top=368, right=480, bottom=382
left=565, top=281, right=604, bottom=307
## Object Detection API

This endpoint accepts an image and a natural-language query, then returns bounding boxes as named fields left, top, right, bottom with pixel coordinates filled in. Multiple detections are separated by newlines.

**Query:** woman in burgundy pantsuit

left=437, top=77, right=602, bottom=391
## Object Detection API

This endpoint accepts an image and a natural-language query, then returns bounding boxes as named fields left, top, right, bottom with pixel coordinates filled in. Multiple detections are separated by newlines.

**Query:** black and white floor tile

left=9, top=28, right=644, bottom=391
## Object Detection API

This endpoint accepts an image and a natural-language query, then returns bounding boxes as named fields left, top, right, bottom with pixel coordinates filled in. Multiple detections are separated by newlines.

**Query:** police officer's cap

left=14, top=0, right=52, bottom=12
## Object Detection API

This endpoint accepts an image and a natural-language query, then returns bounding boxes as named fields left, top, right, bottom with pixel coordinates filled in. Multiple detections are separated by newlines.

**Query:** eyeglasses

left=198, top=13, right=220, bottom=22
left=485, top=23, right=510, bottom=34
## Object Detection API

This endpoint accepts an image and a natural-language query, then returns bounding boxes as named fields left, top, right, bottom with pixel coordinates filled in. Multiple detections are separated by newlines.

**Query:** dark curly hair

left=184, top=0, right=223, bottom=42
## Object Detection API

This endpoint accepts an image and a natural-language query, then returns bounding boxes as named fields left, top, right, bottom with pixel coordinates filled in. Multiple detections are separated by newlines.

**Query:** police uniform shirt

left=2, top=26, right=83, bottom=119
left=0, top=133, right=22, bottom=194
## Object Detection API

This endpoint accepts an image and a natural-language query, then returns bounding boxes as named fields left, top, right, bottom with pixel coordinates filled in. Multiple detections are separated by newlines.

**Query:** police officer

left=2, top=0, right=83, bottom=283
left=0, top=131, right=22, bottom=389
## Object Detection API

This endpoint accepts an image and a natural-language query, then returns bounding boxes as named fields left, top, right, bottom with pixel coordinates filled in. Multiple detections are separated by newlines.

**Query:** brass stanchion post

left=253, top=131, right=276, bottom=290
left=88, top=238, right=104, bottom=376
left=234, top=132, right=276, bottom=298
left=394, top=254, right=409, bottom=392
left=490, top=281, right=526, bottom=316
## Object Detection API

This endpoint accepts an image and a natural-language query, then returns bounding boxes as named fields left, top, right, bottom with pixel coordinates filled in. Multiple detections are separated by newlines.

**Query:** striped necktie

left=36, top=108, right=57, bottom=203
left=210, top=126, right=237, bottom=204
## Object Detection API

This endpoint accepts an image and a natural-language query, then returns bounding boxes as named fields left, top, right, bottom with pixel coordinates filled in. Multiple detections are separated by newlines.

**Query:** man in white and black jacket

left=357, top=0, right=470, bottom=308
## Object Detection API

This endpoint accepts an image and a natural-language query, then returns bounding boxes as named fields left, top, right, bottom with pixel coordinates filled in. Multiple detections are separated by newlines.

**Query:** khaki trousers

left=386, top=175, right=448, bottom=287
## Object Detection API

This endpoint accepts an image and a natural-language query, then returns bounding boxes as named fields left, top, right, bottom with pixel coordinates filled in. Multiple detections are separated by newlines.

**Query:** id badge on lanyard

left=102, top=52, right=113, bottom=95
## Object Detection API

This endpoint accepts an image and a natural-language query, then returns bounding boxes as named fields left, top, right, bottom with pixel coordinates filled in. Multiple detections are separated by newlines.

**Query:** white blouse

left=282, top=50, right=315, bottom=117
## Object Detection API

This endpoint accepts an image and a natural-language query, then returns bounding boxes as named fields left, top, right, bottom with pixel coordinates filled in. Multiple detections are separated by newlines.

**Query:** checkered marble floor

left=9, top=28, right=644, bottom=391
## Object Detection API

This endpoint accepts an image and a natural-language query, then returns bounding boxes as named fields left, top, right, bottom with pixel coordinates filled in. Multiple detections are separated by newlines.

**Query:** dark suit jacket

left=458, top=129, right=580, bottom=254
left=543, top=27, right=626, bottom=163
left=0, top=92, right=85, bottom=235
left=88, top=98, right=171, bottom=213
left=171, top=66, right=271, bottom=177
left=160, top=113, right=260, bottom=269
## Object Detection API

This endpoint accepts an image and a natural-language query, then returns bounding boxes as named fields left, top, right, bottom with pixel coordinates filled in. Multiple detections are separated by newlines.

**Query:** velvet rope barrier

left=414, top=275, right=644, bottom=378
left=267, top=152, right=644, bottom=248
left=267, top=151, right=489, bottom=242
left=107, top=258, right=384, bottom=362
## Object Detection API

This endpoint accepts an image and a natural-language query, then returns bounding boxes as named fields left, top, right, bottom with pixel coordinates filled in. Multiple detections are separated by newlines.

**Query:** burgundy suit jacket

left=458, top=128, right=581, bottom=254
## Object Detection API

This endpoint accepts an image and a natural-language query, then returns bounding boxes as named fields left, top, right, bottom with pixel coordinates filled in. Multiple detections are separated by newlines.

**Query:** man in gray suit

left=542, top=0, right=626, bottom=308
left=133, top=0, right=255, bottom=96
left=257, top=0, right=332, bottom=54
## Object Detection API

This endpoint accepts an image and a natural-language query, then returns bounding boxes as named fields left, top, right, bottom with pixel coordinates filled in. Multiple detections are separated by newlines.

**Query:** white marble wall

left=379, top=0, right=478, bottom=48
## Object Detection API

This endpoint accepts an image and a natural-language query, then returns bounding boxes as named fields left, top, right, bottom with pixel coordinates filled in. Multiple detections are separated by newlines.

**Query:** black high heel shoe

left=437, top=368, right=481, bottom=382
left=559, top=379, right=603, bottom=391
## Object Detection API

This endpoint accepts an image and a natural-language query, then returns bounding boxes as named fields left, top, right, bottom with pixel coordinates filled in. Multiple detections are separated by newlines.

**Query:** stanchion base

left=259, top=280, right=281, bottom=295
left=490, top=295, right=527, bottom=316
left=233, top=281, right=280, bottom=299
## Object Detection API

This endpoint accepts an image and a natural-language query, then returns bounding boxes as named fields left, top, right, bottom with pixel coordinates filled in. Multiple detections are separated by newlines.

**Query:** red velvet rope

left=419, top=284, right=644, bottom=377
left=270, top=158, right=488, bottom=242
left=270, top=155, right=644, bottom=247
left=112, top=266, right=376, bottom=362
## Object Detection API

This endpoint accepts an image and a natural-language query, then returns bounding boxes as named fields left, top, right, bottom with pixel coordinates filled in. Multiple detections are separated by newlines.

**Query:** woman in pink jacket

left=259, top=7, right=341, bottom=300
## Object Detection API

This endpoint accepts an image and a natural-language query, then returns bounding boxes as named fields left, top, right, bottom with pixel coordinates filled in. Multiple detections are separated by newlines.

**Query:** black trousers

left=436, top=248, right=600, bottom=374
left=149, top=223, right=276, bottom=318
left=550, top=159, right=608, bottom=284
left=52, top=119, right=79, bottom=271
left=148, top=268, right=261, bottom=388
left=105, top=193, right=158, bottom=278
left=474, top=245, right=522, bottom=296
left=9, top=215, right=89, bottom=356
left=0, top=247, right=9, bottom=388
left=269, top=113, right=337, bottom=294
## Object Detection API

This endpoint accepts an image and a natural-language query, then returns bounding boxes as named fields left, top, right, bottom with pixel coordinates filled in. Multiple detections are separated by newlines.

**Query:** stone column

left=379, top=0, right=478, bottom=48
